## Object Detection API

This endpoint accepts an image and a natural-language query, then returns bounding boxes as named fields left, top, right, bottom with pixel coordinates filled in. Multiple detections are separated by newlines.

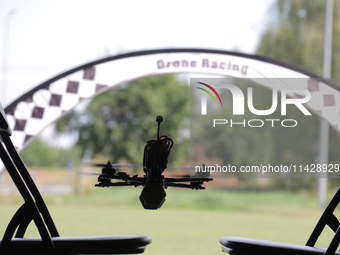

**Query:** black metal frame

left=0, top=135, right=57, bottom=254
left=0, top=115, right=58, bottom=254
left=220, top=187, right=340, bottom=255
left=0, top=103, right=151, bottom=254
left=306, top=187, right=340, bottom=254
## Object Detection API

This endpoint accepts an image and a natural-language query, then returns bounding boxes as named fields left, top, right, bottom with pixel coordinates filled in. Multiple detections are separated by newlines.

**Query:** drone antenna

left=155, top=116, right=163, bottom=168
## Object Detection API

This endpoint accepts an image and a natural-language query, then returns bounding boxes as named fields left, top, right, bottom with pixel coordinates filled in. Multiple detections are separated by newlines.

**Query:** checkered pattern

left=271, top=78, right=340, bottom=132
left=306, top=79, right=340, bottom=132
left=6, top=67, right=109, bottom=150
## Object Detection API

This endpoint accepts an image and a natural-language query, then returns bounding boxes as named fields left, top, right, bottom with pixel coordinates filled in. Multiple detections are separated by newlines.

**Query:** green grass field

left=0, top=187, right=337, bottom=255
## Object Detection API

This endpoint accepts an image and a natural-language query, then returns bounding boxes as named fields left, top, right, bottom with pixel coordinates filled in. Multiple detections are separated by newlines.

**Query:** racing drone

left=94, top=116, right=213, bottom=210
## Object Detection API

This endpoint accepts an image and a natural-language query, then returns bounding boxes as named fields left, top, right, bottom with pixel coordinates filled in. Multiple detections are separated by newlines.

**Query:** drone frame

left=94, top=161, right=213, bottom=190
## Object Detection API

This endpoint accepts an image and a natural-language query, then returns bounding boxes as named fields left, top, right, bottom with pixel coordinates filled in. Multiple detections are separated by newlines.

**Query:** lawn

left=0, top=187, right=337, bottom=255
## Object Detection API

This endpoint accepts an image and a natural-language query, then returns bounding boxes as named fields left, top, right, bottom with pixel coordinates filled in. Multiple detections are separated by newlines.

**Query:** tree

left=20, top=138, right=81, bottom=168
left=58, top=74, right=190, bottom=167
left=258, top=0, right=340, bottom=76
left=257, top=0, right=328, bottom=75
left=256, top=0, right=340, bottom=188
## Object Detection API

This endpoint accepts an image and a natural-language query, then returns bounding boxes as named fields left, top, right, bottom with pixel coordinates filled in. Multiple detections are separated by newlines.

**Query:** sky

left=0, top=0, right=275, bottom=107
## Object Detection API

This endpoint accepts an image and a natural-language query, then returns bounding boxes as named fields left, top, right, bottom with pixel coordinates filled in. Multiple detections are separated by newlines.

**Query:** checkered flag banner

left=3, top=49, right=340, bottom=153
left=5, top=66, right=110, bottom=151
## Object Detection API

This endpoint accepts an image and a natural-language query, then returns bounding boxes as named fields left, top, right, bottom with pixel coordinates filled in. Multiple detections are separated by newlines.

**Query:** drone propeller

left=82, top=172, right=102, bottom=176
left=92, top=163, right=141, bottom=169
left=167, top=174, right=191, bottom=178
left=83, top=161, right=142, bottom=176
left=166, top=165, right=211, bottom=179
left=167, top=165, right=195, bottom=170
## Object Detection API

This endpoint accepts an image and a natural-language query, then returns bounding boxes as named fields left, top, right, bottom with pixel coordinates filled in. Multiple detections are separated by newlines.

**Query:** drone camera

left=156, top=116, right=163, bottom=123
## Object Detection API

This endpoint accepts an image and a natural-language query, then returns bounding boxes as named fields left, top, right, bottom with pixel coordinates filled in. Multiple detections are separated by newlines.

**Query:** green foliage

left=258, top=0, right=326, bottom=75
left=59, top=74, right=190, bottom=166
left=20, top=138, right=82, bottom=168
left=255, top=0, right=340, bottom=188
left=258, top=0, right=340, bottom=76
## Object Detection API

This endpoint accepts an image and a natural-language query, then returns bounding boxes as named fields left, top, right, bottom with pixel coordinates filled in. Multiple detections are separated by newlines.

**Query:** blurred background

left=1, top=1, right=340, bottom=255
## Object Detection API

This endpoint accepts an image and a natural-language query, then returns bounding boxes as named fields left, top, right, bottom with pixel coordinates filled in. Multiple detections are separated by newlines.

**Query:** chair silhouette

left=0, top=103, right=151, bottom=255
left=219, top=187, right=340, bottom=255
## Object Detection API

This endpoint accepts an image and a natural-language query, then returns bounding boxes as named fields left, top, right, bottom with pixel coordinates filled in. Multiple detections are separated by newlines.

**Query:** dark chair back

left=0, top=102, right=58, bottom=254
left=306, top=187, right=340, bottom=255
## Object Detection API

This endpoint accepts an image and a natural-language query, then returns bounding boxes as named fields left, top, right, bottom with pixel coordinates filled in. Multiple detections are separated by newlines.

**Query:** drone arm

left=95, top=181, right=144, bottom=187
left=96, top=173, right=145, bottom=188
left=164, top=182, right=206, bottom=190
left=164, top=177, right=213, bottom=183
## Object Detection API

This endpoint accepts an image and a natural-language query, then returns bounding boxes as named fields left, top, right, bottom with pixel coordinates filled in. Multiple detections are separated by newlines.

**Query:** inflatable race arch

left=3, top=48, right=340, bottom=152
